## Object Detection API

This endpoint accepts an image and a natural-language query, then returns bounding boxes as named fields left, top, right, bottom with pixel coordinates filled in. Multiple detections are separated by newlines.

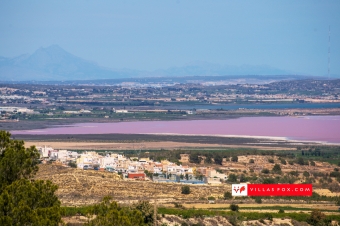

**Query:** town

left=37, top=145, right=228, bottom=185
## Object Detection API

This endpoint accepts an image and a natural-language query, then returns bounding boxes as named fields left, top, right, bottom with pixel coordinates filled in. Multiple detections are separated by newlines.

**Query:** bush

left=288, top=160, right=294, bottom=165
left=272, top=164, right=282, bottom=174
left=280, top=159, right=287, bottom=165
left=278, top=208, right=285, bottom=213
left=68, top=161, right=77, bottom=168
left=181, top=186, right=190, bottom=194
left=249, top=159, right=255, bottom=163
left=255, top=197, right=262, bottom=204
left=231, top=156, right=238, bottom=162
left=303, top=171, right=310, bottom=178
left=207, top=196, right=215, bottom=200
left=228, top=173, right=237, bottom=183
left=224, top=191, right=232, bottom=200
left=230, top=204, right=239, bottom=212
left=268, top=158, right=274, bottom=163
left=261, top=168, right=270, bottom=174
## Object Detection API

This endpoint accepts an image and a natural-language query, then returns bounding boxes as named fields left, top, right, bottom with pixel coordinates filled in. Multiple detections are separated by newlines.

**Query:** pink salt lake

left=11, top=116, right=340, bottom=143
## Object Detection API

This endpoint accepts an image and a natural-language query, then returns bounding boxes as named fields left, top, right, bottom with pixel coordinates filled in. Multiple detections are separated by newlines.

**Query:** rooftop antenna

left=328, top=25, right=331, bottom=80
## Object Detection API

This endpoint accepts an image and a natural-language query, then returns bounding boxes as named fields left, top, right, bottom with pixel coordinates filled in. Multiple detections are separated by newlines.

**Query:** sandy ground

left=314, top=189, right=340, bottom=197
left=24, top=141, right=295, bottom=150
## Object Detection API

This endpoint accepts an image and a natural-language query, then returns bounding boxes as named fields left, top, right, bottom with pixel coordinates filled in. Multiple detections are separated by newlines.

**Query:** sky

left=1, top=0, right=340, bottom=77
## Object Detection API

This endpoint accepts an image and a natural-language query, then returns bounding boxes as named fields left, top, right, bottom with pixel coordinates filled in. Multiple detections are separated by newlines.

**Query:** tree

left=0, top=179, right=62, bottom=225
left=181, top=185, right=190, bottom=194
left=189, top=154, right=202, bottom=164
left=228, top=173, right=237, bottom=182
left=224, top=191, right=232, bottom=200
left=303, top=171, right=310, bottom=178
left=231, top=156, right=238, bottom=162
left=229, top=204, right=239, bottom=212
left=272, top=164, right=282, bottom=174
left=0, top=131, right=40, bottom=192
left=214, top=154, right=223, bottom=165
left=0, top=131, right=62, bottom=225
left=255, top=197, right=262, bottom=204
left=261, top=168, right=270, bottom=174
left=68, top=161, right=77, bottom=168
left=88, top=196, right=144, bottom=226
left=307, top=209, right=331, bottom=226
left=133, top=200, right=154, bottom=225
left=297, top=157, right=305, bottom=165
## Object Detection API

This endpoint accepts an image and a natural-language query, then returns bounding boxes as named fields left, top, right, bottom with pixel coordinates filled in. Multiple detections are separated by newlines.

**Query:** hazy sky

left=1, top=0, right=340, bottom=76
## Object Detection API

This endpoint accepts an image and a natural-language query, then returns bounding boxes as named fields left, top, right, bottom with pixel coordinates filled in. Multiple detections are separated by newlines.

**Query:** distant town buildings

left=37, top=146, right=228, bottom=185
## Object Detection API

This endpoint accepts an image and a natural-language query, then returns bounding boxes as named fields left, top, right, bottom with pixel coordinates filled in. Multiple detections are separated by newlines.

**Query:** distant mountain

left=0, top=45, right=300, bottom=81
left=0, top=45, right=139, bottom=81
left=150, top=61, right=293, bottom=77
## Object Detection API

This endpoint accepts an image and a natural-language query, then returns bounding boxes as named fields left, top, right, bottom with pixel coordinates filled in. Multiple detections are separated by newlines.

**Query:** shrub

left=272, top=164, right=282, bottom=174
left=231, top=156, right=238, bottom=162
left=230, top=204, right=239, bottom=212
left=207, top=196, right=215, bottom=200
left=224, top=191, right=232, bottom=200
left=255, top=197, right=262, bottom=204
left=249, top=159, right=255, bottom=163
left=228, top=173, right=237, bottom=182
left=303, top=171, right=310, bottom=178
left=261, top=168, right=270, bottom=174
left=278, top=208, right=285, bottom=213
left=181, top=186, right=190, bottom=194
left=280, top=159, right=287, bottom=165
left=68, top=161, right=77, bottom=168
left=268, top=158, right=274, bottom=163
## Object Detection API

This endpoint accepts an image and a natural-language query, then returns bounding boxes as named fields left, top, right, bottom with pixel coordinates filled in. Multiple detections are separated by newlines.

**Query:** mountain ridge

left=0, top=45, right=306, bottom=81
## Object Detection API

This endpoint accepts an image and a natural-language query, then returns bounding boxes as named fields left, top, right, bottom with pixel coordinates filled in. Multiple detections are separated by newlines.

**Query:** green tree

left=88, top=196, right=144, bottom=226
left=68, top=161, right=77, bottom=168
left=0, top=179, right=62, bottom=225
left=280, top=159, right=287, bottom=165
left=303, top=171, right=310, bottom=178
left=214, top=154, right=223, bottom=165
left=297, top=157, right=305, bottom=165
left=133, top=200, right=154, bottom=225
left=224, top=191, right=232, bottom=200
left=0, top=131, right=40, bottom=192
left=306, top=209, right=331, bottom=226
left=228, top=173, right=237, bottom=182
left=181, top=186, right=190, bottom=194
left=272, top=164, right=282, bottom=174
left=255, top=197, right=262, bottom=204
left=0, top=131, right=63, bottom=226
left=229, top=204, right=239, bottom=212
left=261, top=168, right=270, bottom=174
left=231, top=156, right=238, bottom=162
left=189, top=153, right=202, bottom=164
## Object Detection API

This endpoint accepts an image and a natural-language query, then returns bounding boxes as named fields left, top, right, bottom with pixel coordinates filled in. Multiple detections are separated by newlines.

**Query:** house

left=128, top=173, right=145, bottom=180
left=37, top=146, right=54, bottom=158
